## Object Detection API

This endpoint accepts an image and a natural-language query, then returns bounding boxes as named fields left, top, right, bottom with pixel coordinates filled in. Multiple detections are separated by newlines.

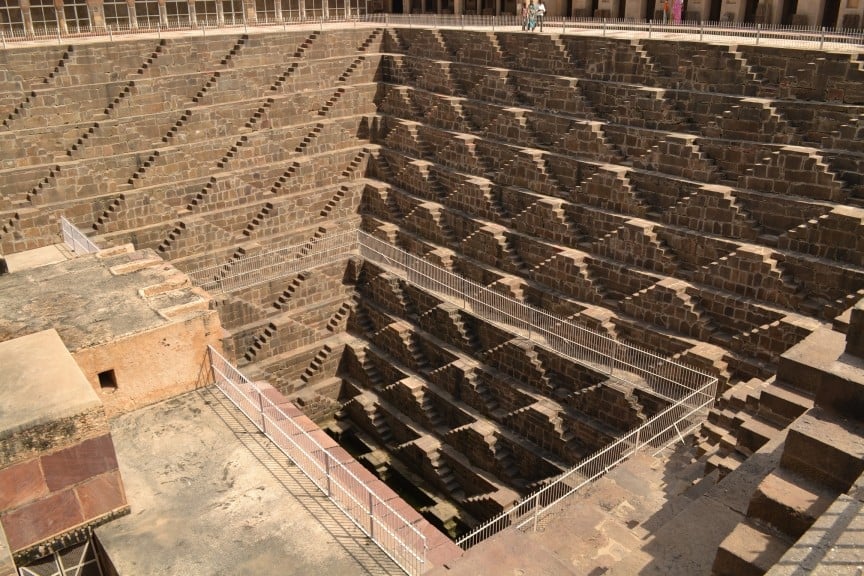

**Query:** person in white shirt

left=536, top=0, right=546, bottom=31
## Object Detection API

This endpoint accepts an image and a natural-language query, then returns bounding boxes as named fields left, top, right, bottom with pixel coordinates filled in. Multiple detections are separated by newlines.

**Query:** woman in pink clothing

left=672, top=0, right=683, bottom=23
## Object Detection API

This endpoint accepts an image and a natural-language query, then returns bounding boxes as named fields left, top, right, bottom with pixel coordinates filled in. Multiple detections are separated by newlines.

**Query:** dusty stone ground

left=97, top=386, right=402, bottom=576
left=429, top=440, right=782, bottom=576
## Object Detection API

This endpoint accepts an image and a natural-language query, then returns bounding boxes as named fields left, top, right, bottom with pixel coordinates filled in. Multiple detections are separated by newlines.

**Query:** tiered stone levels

left=2, top=27, right=864, bottom=551
left=372, top=28, right=864, bottom=390
left=334, top=258, right=671, bottom=530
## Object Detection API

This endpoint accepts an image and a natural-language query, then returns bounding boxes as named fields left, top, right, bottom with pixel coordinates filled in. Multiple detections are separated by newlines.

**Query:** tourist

left=536, top=0, right=546, bottom=31
left=663, top=0, right=669, bottom=23
left=521, top=2, right=529, bottom=30
left=527, top=0, right=538, bottom=31
left=672, top=0, right=682, bottom=23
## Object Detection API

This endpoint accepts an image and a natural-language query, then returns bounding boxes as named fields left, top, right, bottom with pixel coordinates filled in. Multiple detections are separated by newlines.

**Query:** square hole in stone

left=98, top=369, right=117, bottom=391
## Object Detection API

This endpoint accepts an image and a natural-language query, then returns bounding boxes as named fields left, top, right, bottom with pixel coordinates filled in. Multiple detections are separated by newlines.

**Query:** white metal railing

left=60, top=216, right=100, bottom=254
left=356, top=230, right=716, bottom=403
left=189, top=228, right=715, bottom=403
left=455, top=376, right=716, bottom=549
left=193, top=229, right=718, bottom=551
left=2, top=14, right=862, bottom=50
left=207, top=345, right=428, bottom=576
left=186, top=229, right=359, bottom=294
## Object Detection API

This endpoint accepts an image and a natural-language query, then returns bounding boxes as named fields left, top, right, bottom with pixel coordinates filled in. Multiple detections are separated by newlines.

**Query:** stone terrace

left=1, top=26, right=864, bottom=569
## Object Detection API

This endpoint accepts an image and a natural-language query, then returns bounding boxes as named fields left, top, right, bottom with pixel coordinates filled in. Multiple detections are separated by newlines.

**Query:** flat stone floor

left=97, top=386, right=402, bottom=576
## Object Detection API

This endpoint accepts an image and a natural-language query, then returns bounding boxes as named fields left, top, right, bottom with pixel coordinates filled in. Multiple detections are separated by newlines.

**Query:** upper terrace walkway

left=2, top=13, right=863, bottom=53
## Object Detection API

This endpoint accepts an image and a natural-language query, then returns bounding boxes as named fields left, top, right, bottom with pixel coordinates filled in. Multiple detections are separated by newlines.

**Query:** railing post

left=648, top=19, right=652, bottom=38
left=603, top=18, right=607, bottom=36
left=368, top=491, right=375, bottom=538
left=532, top=494, right=540, bottom=531
left=819, top=26, right=825, bottom=49
left=258, top=391, right=266, bottom=432
left=324, top=453, right=332, bottom=497
left=756, top=23, right=760, bottom=45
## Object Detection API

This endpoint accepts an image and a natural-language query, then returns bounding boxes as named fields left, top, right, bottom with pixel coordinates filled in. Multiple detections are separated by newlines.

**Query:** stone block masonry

left=2, top=27, right=864, bottom=567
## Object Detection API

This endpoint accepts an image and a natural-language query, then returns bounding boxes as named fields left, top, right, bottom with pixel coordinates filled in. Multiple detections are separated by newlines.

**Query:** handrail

left=186, top=229, right=359, bottom=294
left=194, top=230, right=719, bottom=552
left=2, top=14, right=861, bottom=51
left=356, top=230, right=716, bottom=400
left=60, top=216, right=100, bottom=254
left=456, top=377, right=716, bottom=548
left=208, top=345, right=428, bottom=575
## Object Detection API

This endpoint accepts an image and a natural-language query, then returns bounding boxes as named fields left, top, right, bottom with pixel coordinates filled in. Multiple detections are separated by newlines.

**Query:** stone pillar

left=20, top=0, right=36, bottom=35
left=127, top=0, right=138, bottom=28
left=87, top=0, right=105, bottom=28
left=495, top=0, right=500, bottom=15
left=453, top=0, right=463, bottom=13
left=188, top=0, right=197, bottom=25
left=437, top=0, right=442, bottom=12
left=158, top=0, right=169, bottom=25
left=54, top=0, right=67, bottom=33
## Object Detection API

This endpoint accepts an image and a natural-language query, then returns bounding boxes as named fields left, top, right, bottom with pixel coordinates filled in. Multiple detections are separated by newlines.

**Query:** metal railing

left=2, top=13, right=862, bottom=50
left=60, top=216, right=100, bottom=254
left=357, top=231, right=715, bottom=402
left=364, top=13, right=864, bottom=49
left=208, top=345, right=428, bottom=576
left=189, top=229, right=715, bottom=403
left=193, top=229, right=718, bottom=551
left=186, top=229, right=359, bottom=294
left=455, top=376, right=716, bottom=548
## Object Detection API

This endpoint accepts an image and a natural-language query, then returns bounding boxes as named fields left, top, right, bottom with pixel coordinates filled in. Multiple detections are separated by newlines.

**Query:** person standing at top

left=672, top=0, right=682, bottom=23
left=520, top=1, right=529, bottom=30
left=663, top=0, right=669, bottom=23
left=527, top=0, right=538, bottom=30
left=536, top=0, right=546, bottom=31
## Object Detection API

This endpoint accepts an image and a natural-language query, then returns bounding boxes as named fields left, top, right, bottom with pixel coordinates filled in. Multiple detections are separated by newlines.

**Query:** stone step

left=736, top=413, right=785, bottom=456
left=706, top=451, right=745, bottom=479
left=712, top=521, right=791, bottom=576
left=722, top=377, right=764, bottom=411
left=757, top=381, right=814, bottom=426
left=776, top=328, right=846, bottom=395
left=747, top=467, right=839, bottom=540
left=813, top=353, right=864, bottom=419
left=780, top=406, right=864, bottom=492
